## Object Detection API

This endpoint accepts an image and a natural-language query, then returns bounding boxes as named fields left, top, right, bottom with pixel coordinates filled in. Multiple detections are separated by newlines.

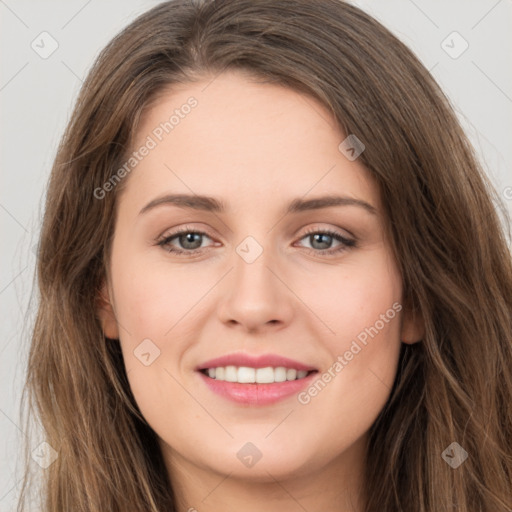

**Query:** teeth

left=225, top=365, right=237, bottom=382
left=237, top=366, right=255, bottom=383
left=256, top=367, right=275, bottom=383
left=274, top=367, right=287, bottom=382
left=203, top=366, right=312, bottom=383
left=286, top=368, right=297, bottom=380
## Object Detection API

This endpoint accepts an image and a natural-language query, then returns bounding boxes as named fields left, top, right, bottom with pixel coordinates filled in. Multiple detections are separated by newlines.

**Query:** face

left=98, top=70, right=423, bottom=487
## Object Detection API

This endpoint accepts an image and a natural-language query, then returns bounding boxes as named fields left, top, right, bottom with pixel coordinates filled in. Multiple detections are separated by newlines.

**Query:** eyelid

left=300, top=224, right=355, bottom=240
left=157, top=223, right=353, bottom=241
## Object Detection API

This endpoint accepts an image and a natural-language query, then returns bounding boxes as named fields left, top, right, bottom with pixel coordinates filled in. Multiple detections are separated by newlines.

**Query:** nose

left=216, top=240, right=295, bottom=334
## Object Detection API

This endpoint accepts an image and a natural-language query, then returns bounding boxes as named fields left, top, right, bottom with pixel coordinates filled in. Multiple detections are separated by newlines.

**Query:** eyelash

left=156, top=225, right=357, bottom=258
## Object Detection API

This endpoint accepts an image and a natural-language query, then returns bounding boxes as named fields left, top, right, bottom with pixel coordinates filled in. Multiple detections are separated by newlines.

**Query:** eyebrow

left=138, top=193, right=377, bottom=216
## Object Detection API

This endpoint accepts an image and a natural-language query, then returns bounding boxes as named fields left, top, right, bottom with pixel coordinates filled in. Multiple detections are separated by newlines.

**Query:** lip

left=197, top=371, right=318, bottom=406
left=195, top=352, right=319, bottom=406
left=196, top=352, right=317, bottom=372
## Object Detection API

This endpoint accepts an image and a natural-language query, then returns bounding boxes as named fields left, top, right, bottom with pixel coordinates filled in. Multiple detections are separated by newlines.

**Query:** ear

left=96, top=279, right=119, bottom=340
left=400, top=306, right=424, bottom=344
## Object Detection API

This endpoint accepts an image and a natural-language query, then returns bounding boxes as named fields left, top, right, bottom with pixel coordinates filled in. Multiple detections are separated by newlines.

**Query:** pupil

left=181, top=233, right=201, bottom=249
left=312, top=233, right=331, bottom=250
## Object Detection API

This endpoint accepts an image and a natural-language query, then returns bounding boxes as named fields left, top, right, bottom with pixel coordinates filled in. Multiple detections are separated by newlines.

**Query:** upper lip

left=196, top=352, right=317, bottom=372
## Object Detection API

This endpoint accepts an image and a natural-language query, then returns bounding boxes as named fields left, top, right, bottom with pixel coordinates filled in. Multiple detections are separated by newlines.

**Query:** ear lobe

left=96, top=280, right=119, bottom=340
left=400, top=306, right=425, bottom=344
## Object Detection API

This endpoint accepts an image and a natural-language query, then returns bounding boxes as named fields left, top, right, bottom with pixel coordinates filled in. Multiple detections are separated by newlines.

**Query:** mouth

left=195, top=353, right=319, bottom=405
left=199, top=366, right=318, bottom=383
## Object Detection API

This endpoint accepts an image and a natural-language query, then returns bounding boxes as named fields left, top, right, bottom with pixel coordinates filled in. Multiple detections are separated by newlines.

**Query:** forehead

left=123, top=71, right=380, bottom=217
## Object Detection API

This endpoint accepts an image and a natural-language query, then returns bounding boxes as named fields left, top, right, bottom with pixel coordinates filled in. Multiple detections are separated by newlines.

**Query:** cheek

left=300, top=248, right=402, bottom=346
left=112, top=249, right=211, bottom=342
left=111, top=250, right=214, bottom=413
left=296, top=250, right=403, bottom=417
left=110, top=256, right=203, bottom=425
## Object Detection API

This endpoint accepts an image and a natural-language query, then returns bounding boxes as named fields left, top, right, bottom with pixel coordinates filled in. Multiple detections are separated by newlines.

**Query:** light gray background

left=1, top=0, right=511, bottom=509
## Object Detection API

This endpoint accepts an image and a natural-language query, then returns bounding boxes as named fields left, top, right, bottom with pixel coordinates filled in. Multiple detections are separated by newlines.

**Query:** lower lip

left=197, top=371, right=318, bottom=405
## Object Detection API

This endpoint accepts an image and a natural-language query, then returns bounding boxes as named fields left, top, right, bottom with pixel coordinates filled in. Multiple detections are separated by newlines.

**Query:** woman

left=18, top=0, right=512, bottom=511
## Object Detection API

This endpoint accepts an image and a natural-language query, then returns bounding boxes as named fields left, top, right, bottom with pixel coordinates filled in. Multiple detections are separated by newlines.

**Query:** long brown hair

left=18, top=0, right=512, bottom=510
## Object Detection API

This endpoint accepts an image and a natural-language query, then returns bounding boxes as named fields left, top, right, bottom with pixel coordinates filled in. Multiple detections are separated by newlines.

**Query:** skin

left=98, top=70, right=423, bottom=512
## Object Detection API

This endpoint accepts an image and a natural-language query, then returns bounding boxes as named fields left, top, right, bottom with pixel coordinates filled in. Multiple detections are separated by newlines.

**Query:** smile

left=200, top=366, right=313, bottom=383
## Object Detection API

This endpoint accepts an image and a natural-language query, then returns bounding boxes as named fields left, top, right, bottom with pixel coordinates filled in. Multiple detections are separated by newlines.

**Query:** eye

left=156, top=226, right=357, bottom=257
left=295, top=227, right=356, bottom=256
left=156, top=225, right=214, bottom=255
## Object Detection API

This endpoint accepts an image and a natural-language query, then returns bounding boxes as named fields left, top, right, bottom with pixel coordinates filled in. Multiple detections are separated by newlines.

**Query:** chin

left=195, top=438, right=319, bottom=481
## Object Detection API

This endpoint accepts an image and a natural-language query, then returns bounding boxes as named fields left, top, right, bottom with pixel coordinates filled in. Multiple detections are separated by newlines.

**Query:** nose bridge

left=232, top=231, right=278, bottom=299
left=216, top=229, right=294, bottom=331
